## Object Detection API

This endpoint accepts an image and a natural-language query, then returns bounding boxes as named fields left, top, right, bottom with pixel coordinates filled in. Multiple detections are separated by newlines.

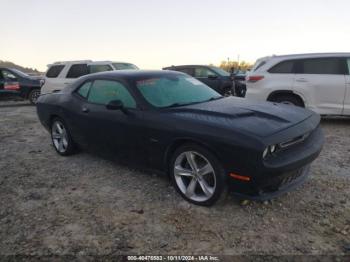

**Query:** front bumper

left=231, top=165, right=310, bottom=201
left=228, top=124, right=324, bottom=201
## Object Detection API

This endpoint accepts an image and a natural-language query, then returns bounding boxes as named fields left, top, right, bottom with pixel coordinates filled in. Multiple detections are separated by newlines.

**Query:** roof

left=83, top=69, right=185, bottom=80
left=163, top=65, right=217, bottom=69
left=263, top=52, right=350, bottom=60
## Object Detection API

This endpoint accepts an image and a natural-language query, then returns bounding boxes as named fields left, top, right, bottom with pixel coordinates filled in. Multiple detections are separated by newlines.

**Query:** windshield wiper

left=163, top=103, right=185, bottom=108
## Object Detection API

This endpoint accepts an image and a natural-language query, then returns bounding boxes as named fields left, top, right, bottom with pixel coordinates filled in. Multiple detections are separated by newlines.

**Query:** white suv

left=245, top=53, right=350, bottom=116
left=41, top=60, right=138, bottom=94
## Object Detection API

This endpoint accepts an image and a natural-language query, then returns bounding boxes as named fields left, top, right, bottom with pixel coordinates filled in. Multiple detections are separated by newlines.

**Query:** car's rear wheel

left=269, top=94, right=304, bottom=107
left=28, top=89, right=40, bottom=104
left=170, top=144, right=227, bottom=206
left=51, top=118, right=75, bottom=156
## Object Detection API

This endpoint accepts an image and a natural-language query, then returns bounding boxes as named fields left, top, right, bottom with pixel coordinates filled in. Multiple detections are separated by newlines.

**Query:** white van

left=245, top=53, right=350, bottom=115
left=41, top=60, right=138, bottom=94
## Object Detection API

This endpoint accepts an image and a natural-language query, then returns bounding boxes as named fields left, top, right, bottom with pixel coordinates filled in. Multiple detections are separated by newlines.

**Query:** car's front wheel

left=170, top=144, right=227, bottom=206
left=51, top=118, right=75, bottom=156
left=28, top=89, right=41, bottom=104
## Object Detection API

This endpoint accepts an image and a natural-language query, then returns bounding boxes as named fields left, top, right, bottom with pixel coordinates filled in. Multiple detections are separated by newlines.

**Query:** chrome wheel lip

left=174, top=151, right=216, bottom=202
left=51, top=121, right=68, bottom=153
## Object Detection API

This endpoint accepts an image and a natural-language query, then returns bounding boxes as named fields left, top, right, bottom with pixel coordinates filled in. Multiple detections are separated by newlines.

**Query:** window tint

left=66, top=64, right=89, bottom=78
left=347, top=58, right=350, bottom=75
left=136, top=75, right=220, bottom=108
left=269, top=60, right=295, bottom=74
left=87, top=80, right=136, bottom=108
left=194, top=67, right=216, bottom=78
left=301, top=58, right=343, bottom=75
left=175, top=68, right=194, bottom=76
left=46, top=65, right=65, bottom=78
left=112, top=63, right=139, bottom=70
left=88, top=64, right=113, bottom=74
left=2, top=70, right=17, bottom=81
left=77, top=81, right=92, bottom=98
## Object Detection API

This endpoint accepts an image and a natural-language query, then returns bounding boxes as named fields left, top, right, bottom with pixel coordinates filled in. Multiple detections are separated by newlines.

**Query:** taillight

left=247, top=75, right=264, bottom=83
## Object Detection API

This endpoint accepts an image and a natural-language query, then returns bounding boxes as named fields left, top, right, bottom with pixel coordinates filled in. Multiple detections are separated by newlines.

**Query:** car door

left=64, top=64, right=89, bottom=87
left=43, top=65, right=66, bottom=93
left=1, top=69, right=20, bottom=94
left=76, top=79, right=147, bottom=163
left=343, top=58, right=350, bottom=115
left=193, top=67, right=220, bottom=92
left=0, top=70, right=4, bottom=92
left=293, top=58, right=346, bottom=115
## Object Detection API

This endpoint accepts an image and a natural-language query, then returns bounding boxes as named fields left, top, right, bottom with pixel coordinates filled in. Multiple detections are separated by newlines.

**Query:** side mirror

left=106, top=100, right=124, bottom=111
left=208, top=74, right=218, bottom=80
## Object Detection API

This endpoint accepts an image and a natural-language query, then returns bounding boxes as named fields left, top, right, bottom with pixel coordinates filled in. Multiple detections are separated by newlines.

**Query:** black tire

left=269, top=94, right=304, bottom=107
left=222, top=86, right=233, bottom=96
left=170, top=143, right=227, bottom=206
left=51, top=117, right=76, bottom=156
left=28, top=89, right=41, bottom=105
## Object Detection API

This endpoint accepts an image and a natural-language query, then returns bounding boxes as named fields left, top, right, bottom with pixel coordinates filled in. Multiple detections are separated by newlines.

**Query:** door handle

left=82, top=107, right=89, bottom=113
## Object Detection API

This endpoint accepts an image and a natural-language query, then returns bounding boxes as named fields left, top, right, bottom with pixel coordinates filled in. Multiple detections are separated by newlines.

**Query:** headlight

left=263, top=145, right=277, bottom=159
left=270, top=145, right=276, bottom=153
left=263, top=148, right=269, bottom=159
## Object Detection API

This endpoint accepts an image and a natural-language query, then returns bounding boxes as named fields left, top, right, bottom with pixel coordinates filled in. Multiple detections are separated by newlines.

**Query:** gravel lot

left=0, top=100, right=349, bottom=257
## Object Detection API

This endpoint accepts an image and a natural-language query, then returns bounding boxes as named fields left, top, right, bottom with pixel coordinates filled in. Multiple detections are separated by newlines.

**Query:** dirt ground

left=0, top=100, right=349, bottom=257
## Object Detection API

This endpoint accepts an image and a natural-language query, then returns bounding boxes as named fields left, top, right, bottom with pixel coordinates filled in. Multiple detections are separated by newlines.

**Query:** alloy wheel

left=29, top=90, right=40, bottom=104
left=174, top=151, right=216, bottom=202
left=51, top=121, right=69, bottom=153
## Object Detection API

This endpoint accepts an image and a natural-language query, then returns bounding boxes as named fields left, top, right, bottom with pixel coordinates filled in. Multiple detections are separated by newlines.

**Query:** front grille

left=278, top=168, right=304, bottom=188
left=262, top=168, right=305, bottom=193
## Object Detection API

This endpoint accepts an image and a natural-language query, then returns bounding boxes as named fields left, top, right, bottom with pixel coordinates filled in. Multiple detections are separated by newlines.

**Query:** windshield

left=10, top=68, right=30, bottom=78
left=210, top=67, right=230, bottom=76
left=136, top=74, right=221, bottom=108
left=112, top=63, right=138, bottom=70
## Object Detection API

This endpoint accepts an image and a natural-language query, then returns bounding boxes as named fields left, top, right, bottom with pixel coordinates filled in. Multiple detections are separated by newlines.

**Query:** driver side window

left=194, top=67, right=216, bottom=78
left=2, top=70, right=17, bottom=81
left=87, top=80, right=136, bottom=108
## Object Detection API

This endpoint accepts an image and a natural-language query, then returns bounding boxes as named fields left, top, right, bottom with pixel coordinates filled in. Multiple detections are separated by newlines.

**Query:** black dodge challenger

left=36, top=70, right=324, bottom=206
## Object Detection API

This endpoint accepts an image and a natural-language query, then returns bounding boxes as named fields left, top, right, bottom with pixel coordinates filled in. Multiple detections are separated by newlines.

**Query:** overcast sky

left=1, top=0, right=349, bottom=71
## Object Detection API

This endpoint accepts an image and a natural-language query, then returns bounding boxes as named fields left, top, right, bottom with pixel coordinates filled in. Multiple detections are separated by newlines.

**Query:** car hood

left=166, top=97, right=315, bottom=138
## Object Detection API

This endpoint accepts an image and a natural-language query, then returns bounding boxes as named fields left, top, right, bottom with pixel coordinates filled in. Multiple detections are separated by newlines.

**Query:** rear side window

left=88, top=65, right=113, bottom=74
left=77, top=81, right=92, bottom=98
left=46, top=65, right=65, bottom=78
left=87, top=80, right=136, bottom=108
left=176, top=68, right=194, bottom=76
left=194, top=67, right=216, bottom=77
left=269, top=60, right=295, bottom=74
left=347, top=58, right=350, bottom=74
left=66, top=64, right=89, bottom=78
left=300, top=58, right=344, bottom=75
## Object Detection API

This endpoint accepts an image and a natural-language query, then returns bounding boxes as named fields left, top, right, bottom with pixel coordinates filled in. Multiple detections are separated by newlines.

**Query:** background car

left=41, top=60, right=139, bottom=94
left=245, top=53, right=350, bottom=116
left=231, top=71, right=247, bottom=97
left=0, top=67, right=44, bottom=104
left=36, top=70, right=323, bottom=206
left=163, top=65, right=234, bottom=95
